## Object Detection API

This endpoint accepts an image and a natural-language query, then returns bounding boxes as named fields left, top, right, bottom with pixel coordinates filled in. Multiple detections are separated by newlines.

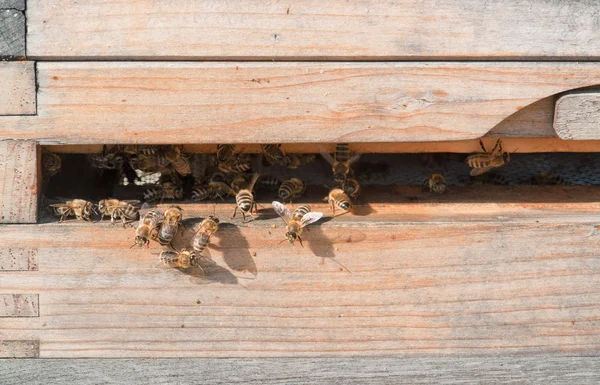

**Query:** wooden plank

left=0, top=140, right=39, bottom=224
left=2, top=62, right=600, bottom=143
left=487, top=97, right=556, bottom=138
left=0, top=62, right=36, bottom=115
left=0, top=248, right=38, bottom=271
left=0, top=340, right=39, bottom=358
left=1, top=356, right=600, bottom=384
left=0, top=294, right=39, bottom=317
left=26, top=0, right=600, bottom=60
left=2, top=190, right=600, bottom=357
left=555, top=91, right=600, bottom=140
left=0, top=9, right=25, bottom=58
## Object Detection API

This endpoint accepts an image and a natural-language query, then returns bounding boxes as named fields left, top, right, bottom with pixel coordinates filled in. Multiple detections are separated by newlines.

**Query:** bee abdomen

left=236, top=191, right=254, bottom=212
left=192, top=232, right=210, bottom=254
left=159, top=251, right=179, bottom=267
left=292, top=205, right=311, bottom=220
left=216, top=144, right=235, bottom=162
left=335, top=143, right=351, bottom=162
left=278, top=178, right=304, bottom=200
left=191, top=185, right=211, bottom=201
left=257, top=175, right=281, bottom=191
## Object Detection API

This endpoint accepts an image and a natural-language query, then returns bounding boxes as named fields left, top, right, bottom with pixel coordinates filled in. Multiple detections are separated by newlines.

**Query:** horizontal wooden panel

left=0, top=62, right=35, bottom=115
left=2, top=62, right=600, bottom=143
left=0, top=340, right=39, bottom=358
left=26, top=0, right=600, bottom=59
left=0, top=9, right=25, bottom=58
left=487, top=97, right=556, bottom=138
left=2, top=189, right=600, bottom=357
left=0, top=140, right=39, bottom=224
left=0, top=294, right=39, bottom=317
left=555, top=91, right=600, bottom=140
left=0, top=248, right=38, bottom=271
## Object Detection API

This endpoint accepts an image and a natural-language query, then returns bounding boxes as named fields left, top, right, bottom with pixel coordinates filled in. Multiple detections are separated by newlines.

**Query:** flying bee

left=216, top=144, right=236, bottom=163
left=321, top=143, right=361, bottom=183
left=342, top=177, right=361, bottom=199
left=283, top=153, right=316, bottom=169
left=272, top=201, right=323, bottom=247
left=157, top=205, right=184, bottom=247
left=326, top=188, right=352, bottom=216
left=143, top=181, right=183, bottom=202
left=50, top=199, right=95, bottom=222
left=97, top=199, right=140, bottom=225
left=261, top=144, right=285, bottom=165
left=191, top=216, right=220, bottom=255
left=159, top=249, right=197, bottom=269
left=466, top=139, right=510, bottom=176
left=278, top=177, right=305, bottom=202
left=232, top=173, right=260, bottom=222
left=164, top=146, right=191, bottom=176
left=424, top=173, right=446, bottom=194
left=218, top=155, right=252, bottom=173
left=132, top=208, right=164, bottom=248
left=42, top=150, right=61, bottom=177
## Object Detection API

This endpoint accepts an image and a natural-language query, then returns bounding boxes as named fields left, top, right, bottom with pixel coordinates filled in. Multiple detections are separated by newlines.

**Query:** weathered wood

left=0, top=340, right=39, bottom=358
left=0, top=294, right=39, bottom=317
left=487, top=97, right=556, bottom=138
left=0, top=9, right=25, bottom=58
left=0, top=0, right=25, bottom=10
left=2, top=356, right=600, bottom=384
left=1, top=190, right=600, bottom=357
left=0, top=248, right=38, bottom=271
left=0, top=61, right=36, bottom=115
left=555, top=91, right=600, bottom=140
left=26, top=0, right=600, bottom=60
left=0, top=140, right=39, bottom=224
left=1, top=62, right=600, bottom=143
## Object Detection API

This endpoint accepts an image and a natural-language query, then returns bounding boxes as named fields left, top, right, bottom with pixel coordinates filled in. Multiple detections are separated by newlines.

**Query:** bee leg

left=491, top=139, right=501, bottom=154
left=298, top=236, right=304, bottom=248
left=230, top=205, right=238, bottom=220
left=478, top=139, right=487, bottom=153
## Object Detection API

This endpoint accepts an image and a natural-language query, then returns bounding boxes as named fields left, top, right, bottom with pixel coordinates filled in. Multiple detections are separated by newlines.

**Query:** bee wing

left=121, top=200, right=141, bottom=205
left=320, top=149, right=335, bottom=166
left=470, top=167, right=492, bottom=177
left=272, top=201, right=291, bottom=223
left=49, top=203, right=69, bottom=208
left=247, top=172, right=260, bottom=192
left=300, top=212, right=324, bottom=228
left=348, top=153, right=361, bottom=165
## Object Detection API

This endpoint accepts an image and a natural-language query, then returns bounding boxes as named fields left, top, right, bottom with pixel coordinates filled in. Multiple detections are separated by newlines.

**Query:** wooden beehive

left=1, top=1, right=600, bottom=380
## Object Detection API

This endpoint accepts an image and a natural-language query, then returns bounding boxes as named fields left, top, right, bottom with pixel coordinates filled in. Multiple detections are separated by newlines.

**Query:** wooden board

left=0, top=61, right=36, bottom=115
left=2, top=62, right=600, bottom=143
left=0, top=140, right=39, bottom=224
left=487, top=97, right=556, bottom=138
left=0, top=340, right=39, bottom=358
left=2, top=188, right=600, bottom=357
left=26, top=0, right=600, bottom=60
left=0, top=9, right=25, bottom=58
left=0, top=294, right=39, bottom=317
left=555, top=91, right=600, bottom=140
left=0, top=248, right=38, bottom=271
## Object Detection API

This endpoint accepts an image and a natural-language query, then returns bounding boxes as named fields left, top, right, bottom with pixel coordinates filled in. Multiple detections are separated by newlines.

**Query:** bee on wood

left=132, top=208, right=164, bottom=248
left=321, top=143, right=361, bottom=183
left=232, top=173, right=260, bottom=222
left=283, top=154, right=316, bottom=169
left=216, top=144, right=236, bottom=163
left=97, top=199, right=140, bottom=225
left=342, top=177, right=361, bottom=199
left=191, top=216, right=220, bottom=255
left=157, top=205, right=184, bottom=247
left=143, top=181, right=184, bottom=202
left=42, top=150, right=62, bottom=177
left=164, top=146, right=191, bottom=176
left=50, top=199, right=95, bottom=222
left=278, top=177, right=305, bottom=202
left=466, top=139, right=510, bottom=176
left=272, top=201, right=323, bottom=247
left=424, top=173, right=446, bottom=194
left=261, top=144, right=285, bottom=165
left=159, top=249, right=197, bottom=269
left=530, top=172, right=570, bottom=186
left=326, top=188, right=352, bottom=216
left=218, top=155, right=252, bottom=173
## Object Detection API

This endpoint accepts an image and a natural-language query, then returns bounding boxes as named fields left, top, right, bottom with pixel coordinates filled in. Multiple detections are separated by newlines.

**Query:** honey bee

left=97, top=199, right=140, bottom=225
left=230, top=175, right=247, bottom=193
left=257, top=175, right=281, bottom=192
left=530, top=172, right=570, bottom=186
left=218, top=155, right=252, bottom=173
left=164, top=146, right=191, bottom=176
left=143, top=181, right=184, bottom=202
left=132, top=208, right=164, bottom=248
left=470, top=172, right=509, bottom=186
left=327, top=188, right=352, bottom=215
left=424, top=173, right=446, bottom=194
left=191, top=216, right=220, bottom=255
left=159, top=249, right=197, bottom=269
left=466, top=139, right=510, bottom=176
left=261, top=144, right=285, bottom=165
left=42, top=150, right=61, bottom=177
left=342, top=177, right=361, bottom=199
left=232, top=173, right=260, bottom=222
left=283, top=154, right=316, bottom=169
left=321, top=143, right=361, bottom=183
left=208, top=181, right=237, bottom=200
left=189, top=153, right=215, bottom=182
left=272, top=201, right=323, bottom=247
left=278, top=177, right=305, bottom=202
left=50, top=199, right=95, bottom=222
left=216, top=144, right=236, bottom=163
left=90, top=152, right=125, bottom=170
left=129, top=150, right=171, bottom=174
left=157, top=205, right=184, bottom=247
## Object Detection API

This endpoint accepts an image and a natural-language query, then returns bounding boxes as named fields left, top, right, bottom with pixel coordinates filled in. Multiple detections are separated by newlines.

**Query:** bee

left=466, top=139, right=510, bottom=176
left=130, top=151, right=170, bottom=174
left=424, top=173, right=446, bottom=194
left=189, top=153, right=215, bottom=182
left=190, top=184, right=212, bottom=201
left=164, top=146, right=191, bottom=176
left=278, top=177, right=305, bottom=202
left=50, top=199, right=95, bottom=222
left=218, top=155, right=252, bottom=173
left=261, top=144, right=285, bottom=165
left=327, top=188, right=352, bottom=216
left=42, top=150, right=61, bottom=177
left=230, top=175, right=248, bottom=193
left=530, top=172, right=570, bottom=186
left=283, top=153, right=316, bottom=169
left=97, top=199, right=140, bottom=225
left=232, top=173, right=260, bottom=222
left=90, top=152, right=125, bottom=170
left=159, top=249, right=197, bottom=269
left=342, top=177, right=361, bottom=199
left=272, top=201, right=323, bottom=247
left=257, top=175, right=281, bottom=192
left=143, top=181, right=184, bottom=202
left=157, top=205, right=184, bottom=247
left=132, top=208, right=164, bottom=248
left=209, top=181, right=237, bottom=200
left=216, top=144, right=236, bottom=163
left=191, top=216, right=220, bottom=255
left=321, top=143, right=361, bottom=183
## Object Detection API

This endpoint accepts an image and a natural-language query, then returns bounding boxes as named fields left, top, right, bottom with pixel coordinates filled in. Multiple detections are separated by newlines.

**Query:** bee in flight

left=272, top=201, right=323, bottom=247
left=50, top=199, right=96, bottom=222
left=159, top=249, right=197, bottom=269
left=97, top=199, right=140, bottom=225
left=321, top=143, right=361, bottom=183
left=326, top=188, right=352, bottom=216
left=157, top=205, right=184, bottom=247
left=191, top=216, right=220, bottom=255
left=232, top=173, right=260, bottom=222
left=132, top=206, right=164, bottom=248
left=466, top=139, right=510, bottom=176
left=424, top=173, right=446, bottom=194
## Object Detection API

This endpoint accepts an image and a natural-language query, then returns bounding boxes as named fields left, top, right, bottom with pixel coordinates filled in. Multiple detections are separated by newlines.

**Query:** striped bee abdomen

left=292, top=205, right=311, bottom=220
left=236, top=190, right=254, bottom=212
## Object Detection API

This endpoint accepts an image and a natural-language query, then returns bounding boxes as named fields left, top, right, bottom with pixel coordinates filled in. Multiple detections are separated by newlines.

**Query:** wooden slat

left=0, top=62, right=36, bottom=115
left=554, top=91, right=600, bottom=140
left=26, top=0, right=600, bottom=60
left=2, top=62, right=600, bottom=143
left=0, top=9, right=25, bottom=58
left=0, top=140, right=39, bottom=224
left=487, top=97, right=556, bottom=138
left=0, top=248, right=38, bottom=271
left=0, top=294, right=39, bottom=317
left=2, top=189, right=600, bottom=357
left=0, top=340, right=39, bottom=358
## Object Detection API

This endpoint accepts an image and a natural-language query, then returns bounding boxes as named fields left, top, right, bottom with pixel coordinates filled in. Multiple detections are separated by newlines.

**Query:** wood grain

left=1, top=62, right=600, bottom=143
left=0, top=140, right=39, bottom=224
left=0, top=248, right=38, bottom=271
left=0, top=294, right=39, bottom=317
left=26, top=0, right=600, bottom=60
left=0, top=340, right=39, bottom=358
left=0, top=61, right=36, bottom=115
left=2, top=190, right=600, bottom=357
left=0, top=9, right=25, bottom=58
left=555, top=91, right=600, bottom=140
left=487, top=97, right=556, bottom=138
